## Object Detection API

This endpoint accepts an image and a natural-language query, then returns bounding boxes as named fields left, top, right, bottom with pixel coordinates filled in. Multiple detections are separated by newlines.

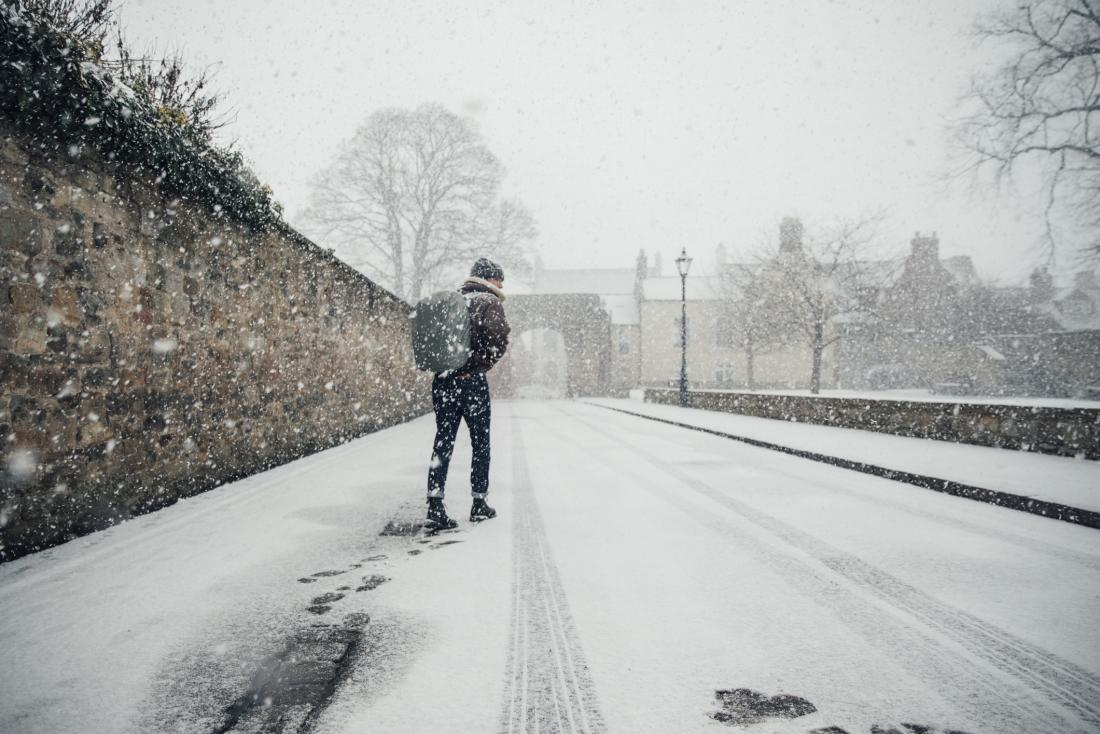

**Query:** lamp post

left=675, top=247, right=693, bottom=407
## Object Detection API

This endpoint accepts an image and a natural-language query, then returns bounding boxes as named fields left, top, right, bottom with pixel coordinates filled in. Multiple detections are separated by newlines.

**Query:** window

left=715, top=361, right=736, bottom=386
left=715, top=316, right=735, bottom=348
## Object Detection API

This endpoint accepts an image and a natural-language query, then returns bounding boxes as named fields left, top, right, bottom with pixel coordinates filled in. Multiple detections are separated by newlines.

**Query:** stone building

left=511, top=265, right=637, bottom=395
left=837, top=232, right=980, bottom=390
left=509, top=224, right=1099, bottom=398
left=636, top=273, right=735, bottom=388
left=971, top=268, right=1100, bottom=398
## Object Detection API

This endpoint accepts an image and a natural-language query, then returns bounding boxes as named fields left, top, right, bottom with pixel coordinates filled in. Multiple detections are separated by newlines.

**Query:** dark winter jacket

left=458, top=277, right=510, bottom=374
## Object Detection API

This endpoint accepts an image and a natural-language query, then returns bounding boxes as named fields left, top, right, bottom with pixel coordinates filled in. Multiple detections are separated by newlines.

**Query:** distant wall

left=644, top=389, right=1100, bottom=459
left=0, top=128, right=429, bottom=561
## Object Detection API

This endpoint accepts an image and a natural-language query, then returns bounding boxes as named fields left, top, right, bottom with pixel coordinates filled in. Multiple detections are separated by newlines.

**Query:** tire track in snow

left=499, top=415, right=605, bottom=734
left=550, top=404, right=1100, bottom=734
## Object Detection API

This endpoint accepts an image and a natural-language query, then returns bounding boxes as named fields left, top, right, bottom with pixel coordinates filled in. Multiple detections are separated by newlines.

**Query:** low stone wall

left=644, top=389, right=1100, bottom=459
left=1, top=129, right=430, bottom=561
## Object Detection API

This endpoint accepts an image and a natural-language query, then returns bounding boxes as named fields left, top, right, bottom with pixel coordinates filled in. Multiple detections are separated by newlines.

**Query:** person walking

left=425, top=258, right=510, bottom=530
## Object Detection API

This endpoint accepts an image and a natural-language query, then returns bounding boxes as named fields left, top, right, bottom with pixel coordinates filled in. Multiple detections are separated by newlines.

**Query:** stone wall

left=0, top=128, right=429, bottom=561
left=644, top=388, right=1100, bottom=459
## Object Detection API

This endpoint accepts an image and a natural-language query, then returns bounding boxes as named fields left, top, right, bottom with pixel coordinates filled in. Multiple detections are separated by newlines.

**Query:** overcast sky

left=119, top=0, right=1054, bottom=285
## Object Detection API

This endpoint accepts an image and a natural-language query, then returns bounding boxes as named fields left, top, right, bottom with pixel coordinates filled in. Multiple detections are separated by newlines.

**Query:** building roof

left=533, top=268, right=635, bottom=295
left=1043, top=275, right=1100, bottom=331
left=942, top=256, right=978, bottom=288
left=641, top=276, right=724, bottom=301
left=601, top=294, right=639, bottom=325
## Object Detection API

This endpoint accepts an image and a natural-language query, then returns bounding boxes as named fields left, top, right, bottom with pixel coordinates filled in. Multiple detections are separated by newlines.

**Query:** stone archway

left=495, top=294, right=612, bottom=397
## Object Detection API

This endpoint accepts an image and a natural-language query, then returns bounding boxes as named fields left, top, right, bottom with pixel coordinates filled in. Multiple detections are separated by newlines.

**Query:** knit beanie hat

left=470, top=257, right=504, bottom=281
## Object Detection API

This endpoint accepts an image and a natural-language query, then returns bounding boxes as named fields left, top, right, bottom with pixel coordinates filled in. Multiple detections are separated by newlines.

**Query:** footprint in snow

left=380, top=520, right=422, bottom=537
left=709, top=688, right=815, bottom=726
left=868, top=725, right=973, bottom=734
left=356, top=574, right=389, bottom=592
left=306, top=592, right=345, bottom=615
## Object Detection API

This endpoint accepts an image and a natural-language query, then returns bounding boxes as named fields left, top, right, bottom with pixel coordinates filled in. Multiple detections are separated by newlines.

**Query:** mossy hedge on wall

left=0, top=3, right=281, bottom=231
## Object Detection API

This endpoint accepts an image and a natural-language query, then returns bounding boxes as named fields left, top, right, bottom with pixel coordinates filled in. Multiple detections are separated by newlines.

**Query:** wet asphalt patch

left=227, top=514, right=468, bottom=728
left=215, top=613, right=368, bottom=734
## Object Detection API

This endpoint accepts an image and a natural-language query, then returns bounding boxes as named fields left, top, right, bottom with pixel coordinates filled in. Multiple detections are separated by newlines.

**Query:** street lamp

left=675, top=247, right=693, bottom=407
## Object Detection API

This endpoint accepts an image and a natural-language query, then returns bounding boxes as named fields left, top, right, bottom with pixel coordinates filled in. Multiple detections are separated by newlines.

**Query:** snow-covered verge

left=679, top=387, right=1100, bottom=410
left=0, top=416, right=441, bottom=733
left=591, top=398, right=1100, bottom=512
left=644, top=387, right=1100, bottom=462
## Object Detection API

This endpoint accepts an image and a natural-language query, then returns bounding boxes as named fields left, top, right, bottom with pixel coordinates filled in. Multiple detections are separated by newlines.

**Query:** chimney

left=635, top=249, right=648, bottom=301
left=1029, top=266, right=1054, bottom=304
left=715, top=242, right=728, bottom=269
left=779, top=217, right=803, bottom=253
left=910, top=231, right=940, bottom=263
left=532, top=253, right=544, bottom=287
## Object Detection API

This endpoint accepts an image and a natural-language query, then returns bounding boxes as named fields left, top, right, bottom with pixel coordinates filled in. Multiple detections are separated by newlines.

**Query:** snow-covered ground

left=594, top=398, right=1100, bottom=512
left=1, top=400, right=1099, bottom=733
left=673, top=387, right=1100, bottom=410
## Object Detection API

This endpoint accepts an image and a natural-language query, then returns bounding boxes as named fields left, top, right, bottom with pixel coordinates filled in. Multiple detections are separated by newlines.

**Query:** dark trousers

left=427, top=372, right=491, bottom=500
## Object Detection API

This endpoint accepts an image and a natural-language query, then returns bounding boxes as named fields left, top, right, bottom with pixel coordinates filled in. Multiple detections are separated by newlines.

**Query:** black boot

left=470, top=497, right=497, bottom=522
left=426, top=497, right=458, bottom=530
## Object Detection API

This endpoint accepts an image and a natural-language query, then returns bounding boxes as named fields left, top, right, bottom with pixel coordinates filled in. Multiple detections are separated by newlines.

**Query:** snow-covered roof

left=942, top=256, right=978, bottom=288
left=533, top=268, right=635, bottom=295
left=1044, top=278, right=1100, bottom=331
left=641, top=276, right=723, bottom=301
left=861, top=258, right=906, bottom=287
left=601, top=294, right=639, bottom=325
left=976, top=345, right=1006, bottom=361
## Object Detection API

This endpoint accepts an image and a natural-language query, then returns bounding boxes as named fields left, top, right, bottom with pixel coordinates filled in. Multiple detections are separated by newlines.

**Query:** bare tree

left=300, top=104, right=536, bottom=301
left=484, top=197, right=538, bottom=281
left=955, top=0, right=1100, bottom=261
left=717, top=263, right=781, bottom=390
left=748, top=216, right=882, bottom=394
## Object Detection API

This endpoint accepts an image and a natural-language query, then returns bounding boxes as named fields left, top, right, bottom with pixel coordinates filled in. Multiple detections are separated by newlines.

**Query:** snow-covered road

left=2, top=400, right=1099, bottom=734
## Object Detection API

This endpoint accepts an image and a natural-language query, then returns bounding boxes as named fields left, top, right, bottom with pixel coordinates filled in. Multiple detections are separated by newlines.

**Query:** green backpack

left=411, top=291, right=472, bottom=373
